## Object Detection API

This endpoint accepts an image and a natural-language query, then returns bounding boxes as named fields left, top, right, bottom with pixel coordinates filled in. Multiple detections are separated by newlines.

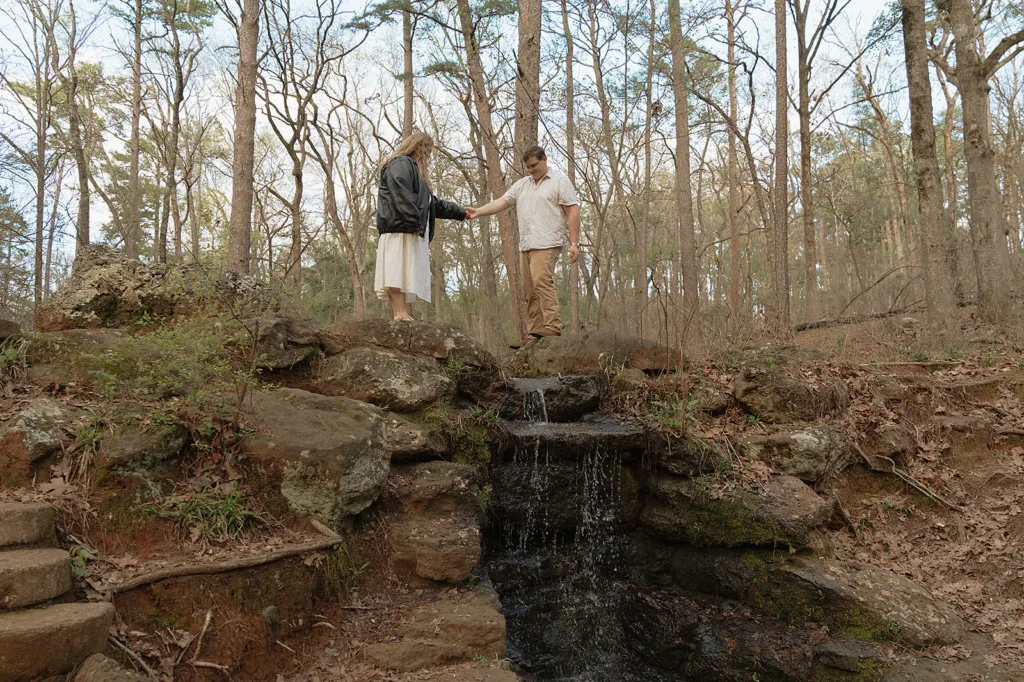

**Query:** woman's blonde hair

left=383, top=132, right=434, bottom=189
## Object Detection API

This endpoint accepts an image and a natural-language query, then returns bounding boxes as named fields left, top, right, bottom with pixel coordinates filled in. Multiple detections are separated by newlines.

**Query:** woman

left=374, top=132, right=467, bottom=320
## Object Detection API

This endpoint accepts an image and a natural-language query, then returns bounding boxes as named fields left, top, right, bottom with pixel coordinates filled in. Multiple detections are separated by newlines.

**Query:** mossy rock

left=641, top=473, right=831, bottom=548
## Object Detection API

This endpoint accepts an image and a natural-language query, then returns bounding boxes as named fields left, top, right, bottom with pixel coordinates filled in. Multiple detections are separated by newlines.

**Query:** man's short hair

left=522, top=145, right=546, bottom=162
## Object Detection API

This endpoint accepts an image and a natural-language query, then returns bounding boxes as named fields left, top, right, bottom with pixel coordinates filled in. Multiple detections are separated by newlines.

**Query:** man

left=467, top=146, right=581, bottom=348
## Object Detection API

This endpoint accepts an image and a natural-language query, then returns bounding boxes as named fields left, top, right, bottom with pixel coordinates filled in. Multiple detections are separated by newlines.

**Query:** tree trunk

left=769, top=0, right=791, bottom=335
left=639, top=0, right=655, bottom=337
left=560, top=0, right=580, bottom=332
left=227, top=0, right=259, bottom=275
left=455, top=0, right=526, bottom=339
left=936, top=69, right=963, bottom=302
left=513, top=0, right=541, bottom=172
left=402, top=5, right=414, bottom=136
left=726, top=0, right=741, bottom=327
left=188, top=175, right=201, bottom=262
left=949, top=0, right=1015, bottom=323
left=902, top=2, right=955, bottom=335
left=667, top=0, right=699, bottom=319
left=794, top=7, right=816, bottom=320
left=127, top=0, right=142, bottom=259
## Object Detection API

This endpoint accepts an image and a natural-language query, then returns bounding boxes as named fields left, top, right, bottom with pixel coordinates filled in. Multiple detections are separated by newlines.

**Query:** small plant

left=147, top=489, right=264, bottom=542
left=72, top=419, right=106, bottom=454
left=332, top=542, right=370, bottom=598
left=745, top=414, right=761, bottom=425
left=909, top=349, right=929, bottom=362
left=69, top=546, right=94, bottom=579
left=92, top=369, right=117, bottom=400
left=649, top=394, right=686, bottom=432
left=943, top=345, right=963, bottom=360
left=442, top=356, right=471, bottom=379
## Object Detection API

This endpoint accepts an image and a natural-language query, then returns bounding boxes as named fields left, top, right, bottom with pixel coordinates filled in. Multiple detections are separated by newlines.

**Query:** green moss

left=409, top=403, right=499, bottom=510
left=675, top=485, right=792, bottom=547
left=145, top=605, right=187, bottom=629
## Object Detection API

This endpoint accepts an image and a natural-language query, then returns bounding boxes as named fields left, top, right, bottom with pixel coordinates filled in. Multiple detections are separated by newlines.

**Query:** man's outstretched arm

left=564, top=204, right=581, bottom=263
left=467, top=197, right=511, bottom=219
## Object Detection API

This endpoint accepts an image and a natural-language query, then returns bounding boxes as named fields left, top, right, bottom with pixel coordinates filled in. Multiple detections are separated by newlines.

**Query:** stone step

left=0, top=503, right=57, bottom=549
left=502, top=420, right=645, bottom=461
left=0, top=548, right=72, bottom=610
left=0, top=602, right=114, bottom=681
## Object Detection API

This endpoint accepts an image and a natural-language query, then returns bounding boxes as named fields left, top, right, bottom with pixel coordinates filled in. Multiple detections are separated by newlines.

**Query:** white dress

left=374, top=232, right=431, bottom=303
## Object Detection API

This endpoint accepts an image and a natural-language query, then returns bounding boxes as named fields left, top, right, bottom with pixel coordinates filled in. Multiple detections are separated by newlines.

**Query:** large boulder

left=75, top=654, right=152, bottom=682
left=389, top=461, right=481, bottom=583
left=244, top=316, right=320, bottom=370
left=36, top=244, right=193, bottom=331
left=0, top=319, right=20, bottom=341
left=641, top=473, right=832, bottom=548
left=363, top=589, right=506, bottom=672
left=672, top=548, right=965, bottom=648
left=23, top=329, right=127, bottom=389
left=507, top=332, right=682, bottom=374
left=0, top=398, right=78, bottom=487
left=733, top=366, right=850, bottom=423
left=654, top=433, right=730, bottom=477
left=320, top=319, right=496, bottom=370
left=242, top=389, right=388, bottom=526
left=317, top=347, right=455, bottom=412
left=742, top=426, right=850, bottom=483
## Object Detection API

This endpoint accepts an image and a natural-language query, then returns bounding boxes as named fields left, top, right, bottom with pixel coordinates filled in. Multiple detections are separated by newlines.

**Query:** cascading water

left=485, top=377, right=652, bottom=681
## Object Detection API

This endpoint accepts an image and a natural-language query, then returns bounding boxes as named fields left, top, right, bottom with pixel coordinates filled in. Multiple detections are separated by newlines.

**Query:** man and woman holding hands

left=374, top=132, right=580, bottom=348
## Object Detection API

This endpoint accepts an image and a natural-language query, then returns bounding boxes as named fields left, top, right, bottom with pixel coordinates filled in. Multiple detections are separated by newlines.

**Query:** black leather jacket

left=376, top=155, right=466, bottom=242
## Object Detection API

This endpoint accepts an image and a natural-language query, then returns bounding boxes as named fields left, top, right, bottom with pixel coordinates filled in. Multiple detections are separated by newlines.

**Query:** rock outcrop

left=507, top=331, right=682, bottom=374
left=317, top=347, right=455, bottom=412
left=0, top=398, right=78, bottom=486
left=243, top=389, right=389, bottom=526
left=742, top=426, right=850, bottom=482
left=389, top=462, right=481, bottom=583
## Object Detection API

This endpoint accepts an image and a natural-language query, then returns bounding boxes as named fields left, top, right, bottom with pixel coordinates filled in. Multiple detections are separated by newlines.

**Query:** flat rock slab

left=0, top=602, right=114, bottom=681
left=0, top=503, right=56, bottom=548
left=317, top=347, right=455, bottom=412
left=642, top=473, right=832, bottom=548
left=503, top=420, right=645, bottom=462
left=733, top=367, right=850, bottom=423
left=244, top=316, right=319, bottom=370
left=508, top=332, right=682, bottom=374
left=363, top=589, right=506, bottom=672
left=75, top=653, right=153, bottom=681
left=243, top=389, right=389, bottom=526
left=0, top=548, right=71, bottom=609
left=742, top=426, right=851, bottom=483
left=386, top=414, right=448, bottom=464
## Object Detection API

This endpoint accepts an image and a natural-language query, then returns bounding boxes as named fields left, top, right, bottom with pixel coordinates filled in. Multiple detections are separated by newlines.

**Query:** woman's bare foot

left=393, top=314, right=414, bottom=321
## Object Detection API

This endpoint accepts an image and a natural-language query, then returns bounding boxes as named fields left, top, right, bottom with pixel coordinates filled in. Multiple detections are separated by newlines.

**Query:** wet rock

left=671, top=549, right=965, bottom=648
left=502, top=420, right=645, bottom=462
left=74, top=653, right=152, bottom=681
left=386, top=414, right=447, bottom=463
left=317, top=347, right=454, bottom=412
left=742, top=426, right=850, bottom=483
left=733, top=366, right=850, bottom=423
left=363, top=589, right=506, bottom=672
left=242, top=389, right=388, bottom=526
left=498, top=374, right=607, bottom=422
left=320, top=319, right=496, bottom=370
left=655, top=433, right=729, bottom=477
left=622, top=586, right=821, bottom=680
left=389, top=461, right=481, bottom=583
left=0, top=398, right=78, bottom=486
left=245, top=316, right=320, bottom=370
left=507, top=331, right=683, bottom=374
left=36, top=244, right=198, bottom=332
left=96, top=404, right=190, bottom=472
left=641, top=473, right=832, bottom=548
left=492, top=460, right=640, bottom=536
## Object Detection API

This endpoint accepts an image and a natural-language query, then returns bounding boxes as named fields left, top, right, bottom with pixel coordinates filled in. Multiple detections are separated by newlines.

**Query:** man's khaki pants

left=520, top=247, right=562, bottom=336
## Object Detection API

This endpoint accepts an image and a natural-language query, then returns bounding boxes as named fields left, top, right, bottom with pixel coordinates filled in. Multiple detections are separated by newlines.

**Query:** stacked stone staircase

left=0, top=502, right=114, bottom=681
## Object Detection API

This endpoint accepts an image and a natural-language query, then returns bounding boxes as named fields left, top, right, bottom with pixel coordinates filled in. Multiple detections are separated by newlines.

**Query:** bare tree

left=513, top=0, right=541, bottom=173
left=769, top=0, right=791, bottom=335
left=224, top=0, right=259, bottom=274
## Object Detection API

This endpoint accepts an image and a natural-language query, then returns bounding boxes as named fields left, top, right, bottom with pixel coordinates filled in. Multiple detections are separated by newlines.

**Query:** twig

left=192, top=660, right=231, bottom=677
left=341, top=605, right=376, bottom=611
left=853, top=443, right=964, bottom=512
left=191, top=609, right=214, bottom=663
left=310, top=518, right=340, bottom=539
left=110, top=536, right=344, bottom=594
left=998, top=428, right=1024, bottom=436
left=276, top=640, right=296, bottom=653
left=108, top=636, right=157, bottom=678
left=312, top=621, right=336, bottom=629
